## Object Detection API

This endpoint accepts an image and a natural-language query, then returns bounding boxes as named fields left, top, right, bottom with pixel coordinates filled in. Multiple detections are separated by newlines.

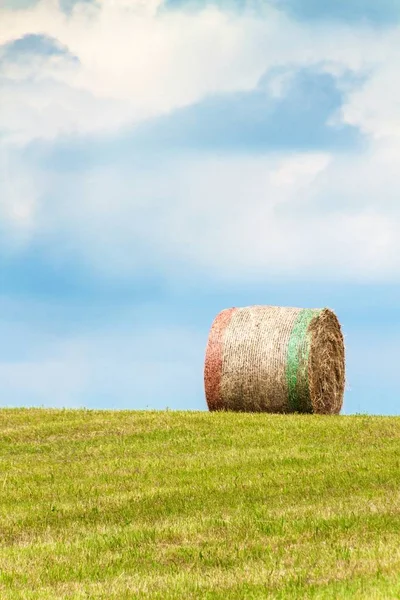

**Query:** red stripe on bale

left=204, top=308, right=236, bottom=411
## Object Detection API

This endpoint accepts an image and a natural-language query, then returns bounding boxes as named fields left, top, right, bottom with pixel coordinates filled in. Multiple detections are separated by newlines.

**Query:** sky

left=0, top=0, right=399, bottom=414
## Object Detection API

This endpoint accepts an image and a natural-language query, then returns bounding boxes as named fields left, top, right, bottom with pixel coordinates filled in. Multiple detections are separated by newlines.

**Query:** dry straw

left=204, top=305, right=345, bottom=414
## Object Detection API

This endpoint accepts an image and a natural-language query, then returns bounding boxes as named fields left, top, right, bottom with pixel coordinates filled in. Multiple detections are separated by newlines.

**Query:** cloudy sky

left=1, top=0, right=399, bottom=413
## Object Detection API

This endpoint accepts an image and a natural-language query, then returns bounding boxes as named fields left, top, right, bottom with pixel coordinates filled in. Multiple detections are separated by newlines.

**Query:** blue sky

left=1, top=0, right=399, bottom=414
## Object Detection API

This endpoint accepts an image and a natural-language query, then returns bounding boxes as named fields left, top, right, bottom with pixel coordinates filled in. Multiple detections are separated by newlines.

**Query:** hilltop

left=1, top=409, right=399, bottom=599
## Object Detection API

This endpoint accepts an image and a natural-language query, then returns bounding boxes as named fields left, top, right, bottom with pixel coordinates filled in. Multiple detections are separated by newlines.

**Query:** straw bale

left=204, top=305, right=345, bottom=414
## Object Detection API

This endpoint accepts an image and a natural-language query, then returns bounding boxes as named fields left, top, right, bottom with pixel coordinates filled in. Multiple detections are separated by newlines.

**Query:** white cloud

left=0, top=0, right=285, bottom=142
left=0, top=0, right=397, bottom=143
left=0, top=0, right=400, bottom=282
left=14, top=149, right=396, bottom=282
left=341, top=64, right=400, bottom=140
left=0, top=147, right=42, bottom=250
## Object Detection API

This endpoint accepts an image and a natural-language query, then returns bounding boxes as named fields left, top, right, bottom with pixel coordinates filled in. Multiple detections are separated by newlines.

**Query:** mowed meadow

left=1, top=410, right=400, bottom=599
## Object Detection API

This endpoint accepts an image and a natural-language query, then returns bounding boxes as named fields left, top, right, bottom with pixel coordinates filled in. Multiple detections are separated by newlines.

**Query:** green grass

left=1, top=410, right=400, bottom=599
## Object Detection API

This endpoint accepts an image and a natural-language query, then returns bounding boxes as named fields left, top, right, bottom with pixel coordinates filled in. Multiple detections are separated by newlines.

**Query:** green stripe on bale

left=285, top=308, right=322, bottom=413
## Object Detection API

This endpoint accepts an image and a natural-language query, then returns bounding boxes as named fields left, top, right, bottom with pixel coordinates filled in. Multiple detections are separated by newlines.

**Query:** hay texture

left=204, top=305, right=345, bottom=414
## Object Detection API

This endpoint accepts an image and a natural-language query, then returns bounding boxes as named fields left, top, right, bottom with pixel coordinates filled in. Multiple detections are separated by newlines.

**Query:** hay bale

left=204, top=305, right=345, bottom=414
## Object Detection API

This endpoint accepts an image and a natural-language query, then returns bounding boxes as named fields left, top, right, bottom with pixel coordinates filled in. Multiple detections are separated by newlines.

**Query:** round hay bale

left=204, top=305, right=345, bottom=414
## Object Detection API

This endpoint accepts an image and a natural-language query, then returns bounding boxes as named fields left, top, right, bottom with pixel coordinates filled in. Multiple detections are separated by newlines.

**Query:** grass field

left=1, top=409, right=400, bottom=599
